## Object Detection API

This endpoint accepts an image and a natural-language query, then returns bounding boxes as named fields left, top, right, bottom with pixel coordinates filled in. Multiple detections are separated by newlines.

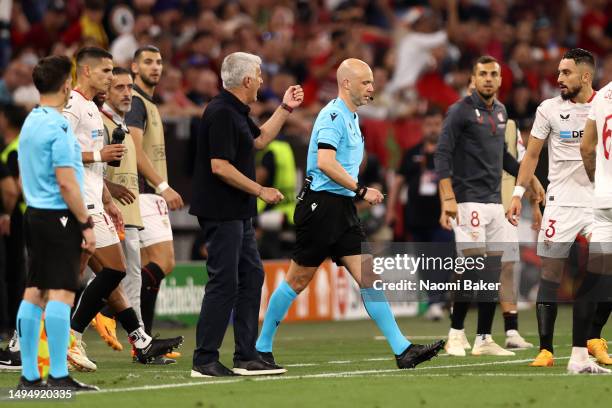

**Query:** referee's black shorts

left=292, top=189, right=366, bottom=267
left=24, top=207, right=82, bottom=292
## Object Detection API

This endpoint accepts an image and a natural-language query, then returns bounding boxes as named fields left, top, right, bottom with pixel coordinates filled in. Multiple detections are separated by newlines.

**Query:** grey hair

left=220, top=52, right=262, bottom=89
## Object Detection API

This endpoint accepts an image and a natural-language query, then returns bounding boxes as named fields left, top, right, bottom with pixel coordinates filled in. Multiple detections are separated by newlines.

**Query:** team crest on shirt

left=470, top=231, right=479, bottom=241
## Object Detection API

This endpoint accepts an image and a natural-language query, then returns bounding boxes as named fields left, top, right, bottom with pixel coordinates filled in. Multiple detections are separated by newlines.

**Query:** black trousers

left=193, top=218, right=264, bottom=366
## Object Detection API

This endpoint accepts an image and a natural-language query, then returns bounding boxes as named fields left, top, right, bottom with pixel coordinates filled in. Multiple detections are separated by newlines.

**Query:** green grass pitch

left=1, top=306, right=611, bottom=407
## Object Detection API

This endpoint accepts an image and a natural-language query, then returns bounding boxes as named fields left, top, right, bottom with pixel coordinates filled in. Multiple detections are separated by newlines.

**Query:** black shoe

left=47, top=375, right=99, bottom=392
left=135, top=336, right=184, bottom=364
left=191, top=361, right=237, bottom=377
left=17, top=376, right=47, bottom=390
left=258, top=351, right=278, bottom=366
left=257, top=351, right=286, bottom=371
left=396, top=340, right=445, bottom=369
left=233, top=358, right=287, bottom=376
left=0, top=347, right=21, bottom=370
left=143, top=355, right=177, bottom=365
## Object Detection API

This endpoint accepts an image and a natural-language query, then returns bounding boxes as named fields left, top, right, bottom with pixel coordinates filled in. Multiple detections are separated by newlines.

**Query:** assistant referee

left=15, top=56, right=97, bottom=391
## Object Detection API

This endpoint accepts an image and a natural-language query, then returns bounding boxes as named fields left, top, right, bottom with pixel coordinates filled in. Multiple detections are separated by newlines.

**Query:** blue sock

left=361, top=288, right=411, bottom=355
left=256, top=281, right=297, bottom=353
left=16, top=300, right=43, bottom=381
left=44, top=301, right=71, bottom=378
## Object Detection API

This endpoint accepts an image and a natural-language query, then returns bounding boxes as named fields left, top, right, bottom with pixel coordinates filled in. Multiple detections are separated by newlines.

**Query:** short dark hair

left=75, top=46, right=113, bottom=66
left=0, top=103, right=27, bottom=130
left=133, top=45, right=161, bottom=61
left=562, top=48, right=595, bottom=70
left=473, top=55, right=499, bottom=72
left=112, top=66, right=132, bottom=77
left=32, top=55, right=73, bottom=94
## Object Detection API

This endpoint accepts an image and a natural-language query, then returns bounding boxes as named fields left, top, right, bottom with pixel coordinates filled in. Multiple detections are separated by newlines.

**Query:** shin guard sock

left=450, top=270, right=476, bottom=330
left=476, top=302, right=496, bottom=335
left=44, top=301, right=70, bottom=378
left=116, top=307, right=142, bottom=335
left=140, top=262, right=165, bottom=334
left=503, top=311, right=519, bottom=333
left=450, top=302, right=470, bottom=330
left=16, top=300, right=43, bottom=381
left=100, top=305, right=114, bottom=318
left=590, top=302, right=612, bottom=339
left=256, top=280, right=297, bottom=353
left=360, top=288, right=411, bottom=355
left=71, top=268, right=126, bottom=333
left=475, top=255, right=501, bottom=335
left=573, top=272, right=603, bottom=347
left=536, top=279, right=559, bottom=352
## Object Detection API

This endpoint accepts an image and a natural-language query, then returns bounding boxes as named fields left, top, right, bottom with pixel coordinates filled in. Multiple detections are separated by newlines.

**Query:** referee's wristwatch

left=354, top=183, right=368, bottom=199
left=79, top=216, right=94, bottom=231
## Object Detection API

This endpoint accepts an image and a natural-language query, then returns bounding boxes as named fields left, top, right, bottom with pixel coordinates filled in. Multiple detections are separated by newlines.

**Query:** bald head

left=336, top=58, right=374, bottom=110
left=337, top=58, right=371, bottom=85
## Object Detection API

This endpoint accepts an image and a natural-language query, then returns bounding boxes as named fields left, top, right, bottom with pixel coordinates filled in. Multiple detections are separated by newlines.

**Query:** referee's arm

left=318, top=149, right=360, bottom=191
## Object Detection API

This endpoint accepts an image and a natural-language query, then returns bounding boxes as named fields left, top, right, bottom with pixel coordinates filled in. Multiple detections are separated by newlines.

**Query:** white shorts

left=589, top=208, right=612, bottom=254
left=92, top=211, right=120, bottom=249
left=537, top=205, right=593, bottom=258
left=501, top=220, right=520, bottom=263
left=139, top=193, right=173, bottom=248
left=452, top=202, right=508, bottom=256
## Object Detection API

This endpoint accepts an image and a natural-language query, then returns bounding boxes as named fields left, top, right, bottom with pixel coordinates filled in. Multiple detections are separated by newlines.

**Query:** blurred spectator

left=157, top=65, right=201, bottom=118
left=12, top=0, right=67, bottom=57
left=387, top=7, right=447, bottom=93
left=110, top=13, right=157, bottom=66
left=386, top=107, right=449, bottom=243
left=187, top=68, right=220, bottom=106
left=0, top=60, right=32, bottom=105
left=61, top=0, right=108, bottom=49
left=578, top=0, right=611, bottom=57
left=597, top=53, right=612, bottom=88
left=385, top=106, right=452, bottom=318
left=506, top=82, right=539, bottom=131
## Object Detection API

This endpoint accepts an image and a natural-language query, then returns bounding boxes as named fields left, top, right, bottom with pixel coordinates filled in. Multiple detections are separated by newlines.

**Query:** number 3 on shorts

left=545, top=219, right=556, bottom=238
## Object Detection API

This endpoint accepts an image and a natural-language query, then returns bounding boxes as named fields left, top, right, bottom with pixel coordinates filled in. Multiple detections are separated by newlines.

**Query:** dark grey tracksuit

left=434, top=93, right=519, bottom=204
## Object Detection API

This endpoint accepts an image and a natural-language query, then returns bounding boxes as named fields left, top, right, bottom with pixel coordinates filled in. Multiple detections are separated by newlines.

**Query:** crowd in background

left=0, top=0, right=611, bottom=255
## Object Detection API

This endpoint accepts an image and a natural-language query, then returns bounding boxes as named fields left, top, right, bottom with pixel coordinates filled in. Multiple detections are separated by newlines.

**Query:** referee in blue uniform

left=256, top=58, right=444, bottom=369
left=15, top=56, right=97, bottom=391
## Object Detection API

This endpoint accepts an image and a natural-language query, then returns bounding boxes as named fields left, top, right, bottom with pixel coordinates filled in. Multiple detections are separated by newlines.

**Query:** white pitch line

left=80, top=355, right=578, bottom=395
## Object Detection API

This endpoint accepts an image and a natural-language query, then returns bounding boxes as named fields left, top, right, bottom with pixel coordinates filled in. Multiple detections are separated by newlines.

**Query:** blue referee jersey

left=18, top=106, right=84, bottom=210
left=306, top=98, right=364, bottom=196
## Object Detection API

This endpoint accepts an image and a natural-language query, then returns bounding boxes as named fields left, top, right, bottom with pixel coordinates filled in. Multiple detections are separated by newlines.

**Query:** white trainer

left=445, top=329, right=467, bottom=356
left=472, top=335, right=515, bottom=356
left=67, top=333, right=97, bottom=372
left=504, top=330, right=534, bottom=349
left=567, top=359, right=611, bottom=374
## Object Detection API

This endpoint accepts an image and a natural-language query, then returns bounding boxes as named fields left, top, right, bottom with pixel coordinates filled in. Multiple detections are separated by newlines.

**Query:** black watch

left=354, top=183, right=367, bottom=199
left=79, top=216, right=94, bottom=231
